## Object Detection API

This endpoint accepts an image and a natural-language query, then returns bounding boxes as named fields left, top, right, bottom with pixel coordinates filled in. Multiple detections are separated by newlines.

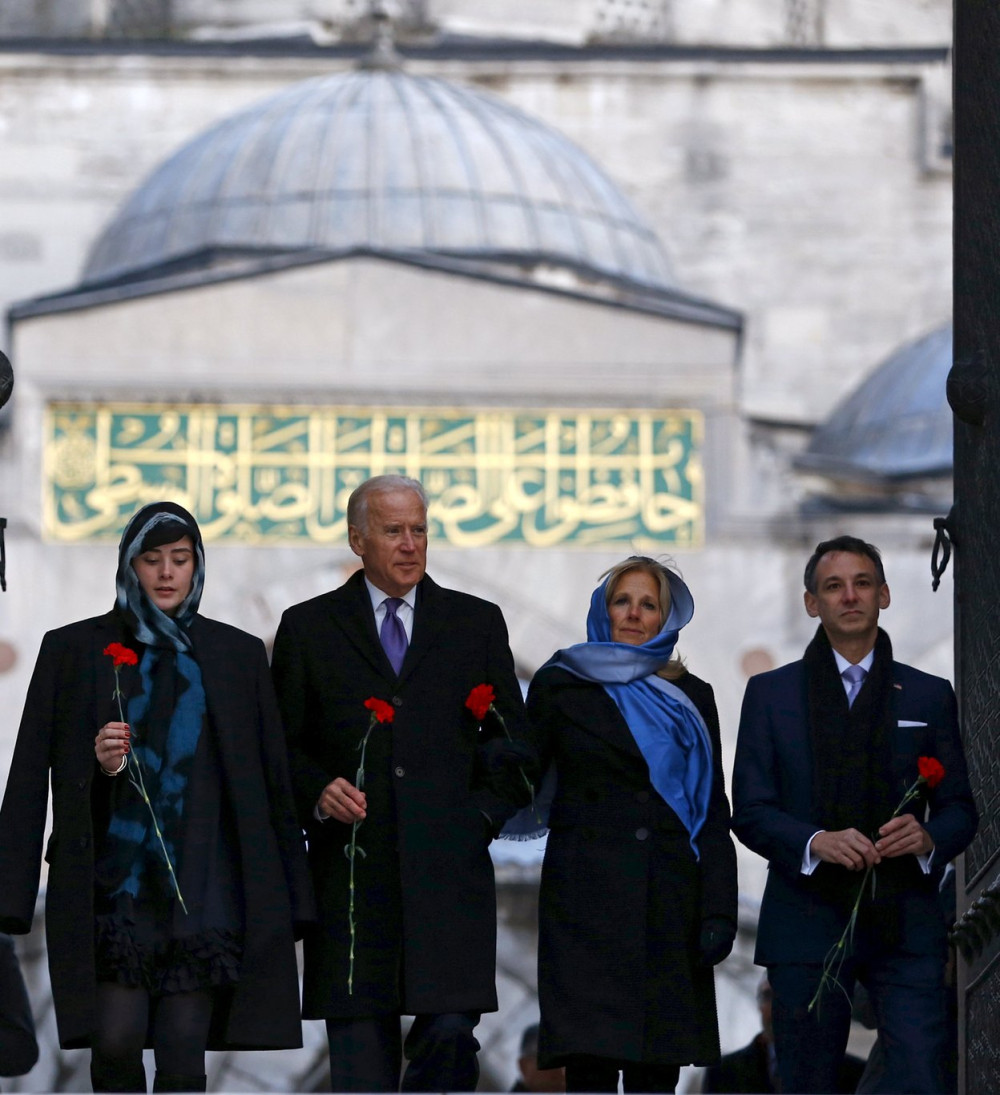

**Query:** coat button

left=636, top=790, right=650, bottom=803
left=78, top=836, right=89, bottom=850
left=392, top=696, right=404, bottom=707
left=635, top=828, right=650, bottom=841
left=78, top=778, right=88, bottom=790
left=394, top=766, right=405, bottom=778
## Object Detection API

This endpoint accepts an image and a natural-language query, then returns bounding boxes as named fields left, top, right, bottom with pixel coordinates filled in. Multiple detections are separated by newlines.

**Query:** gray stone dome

left=797, top=323, right=953, bottom=482
left=82, top=67, right=675, bottom=293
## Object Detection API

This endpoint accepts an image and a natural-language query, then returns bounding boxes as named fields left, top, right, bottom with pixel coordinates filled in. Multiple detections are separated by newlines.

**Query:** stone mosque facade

left=0, top=2, right=954, bottom=1090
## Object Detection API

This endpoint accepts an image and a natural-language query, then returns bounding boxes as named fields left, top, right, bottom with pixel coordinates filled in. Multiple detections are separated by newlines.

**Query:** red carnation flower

left=363, top=696, right=395, bottom=724
left=465, top=684, right=496, bottom=722
left=465, top=683, right=536, bottom=820
left=103, top=642, right=138, bottom=667
left=917, top=756, right=945, bottom=789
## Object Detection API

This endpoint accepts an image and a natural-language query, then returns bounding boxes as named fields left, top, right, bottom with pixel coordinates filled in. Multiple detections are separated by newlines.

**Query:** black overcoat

left=527, top=666, right=737, bottom=1068
left=0, top=612, right=314, bottom=1050
left=270, top=570, right=527, bottom=1018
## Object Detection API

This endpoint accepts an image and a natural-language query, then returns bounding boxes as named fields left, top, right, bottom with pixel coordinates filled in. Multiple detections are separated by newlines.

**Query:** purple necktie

left=843, top=663, right=866, bottom=708
left=380, top=597, right=408, bottom=674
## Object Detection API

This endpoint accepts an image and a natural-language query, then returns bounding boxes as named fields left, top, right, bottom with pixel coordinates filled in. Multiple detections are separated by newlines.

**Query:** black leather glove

left=479, top=810, right=498, bottom=841
left=477, top=738, right=536, bottom=806
left=699, top=916, right=736, bottom=967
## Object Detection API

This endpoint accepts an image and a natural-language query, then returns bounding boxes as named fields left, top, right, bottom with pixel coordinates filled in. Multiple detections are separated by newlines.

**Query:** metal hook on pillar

left=931, top=507, right=955, bottom=592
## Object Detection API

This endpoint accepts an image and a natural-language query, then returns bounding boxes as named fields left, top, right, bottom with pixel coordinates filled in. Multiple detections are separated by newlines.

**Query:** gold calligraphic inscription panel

left=44, top=403, right=704, bottom=547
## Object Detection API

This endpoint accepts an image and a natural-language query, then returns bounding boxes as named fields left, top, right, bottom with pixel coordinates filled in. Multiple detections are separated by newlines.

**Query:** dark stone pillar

left=950, top=4, right=1000, bottom=1091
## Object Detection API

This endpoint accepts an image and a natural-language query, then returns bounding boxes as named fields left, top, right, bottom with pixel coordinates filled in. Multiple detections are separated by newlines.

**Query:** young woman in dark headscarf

left=527, top=557, right=738, bottom=1094
left=0, top=502, right=314, bottom=1093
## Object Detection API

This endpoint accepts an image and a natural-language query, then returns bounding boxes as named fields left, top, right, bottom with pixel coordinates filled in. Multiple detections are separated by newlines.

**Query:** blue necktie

left=380, top=597, right=408, bottom=674
left=843, top=663, right=866, bottom=708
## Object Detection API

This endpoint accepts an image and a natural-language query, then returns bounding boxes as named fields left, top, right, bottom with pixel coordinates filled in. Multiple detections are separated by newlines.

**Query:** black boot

left=152, top=1073, right=206, bottom=1093
left=90, top=1054, right=147, bottom=1093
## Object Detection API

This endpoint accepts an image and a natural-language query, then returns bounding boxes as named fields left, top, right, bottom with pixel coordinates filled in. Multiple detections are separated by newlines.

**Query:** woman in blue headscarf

left=529, top=557, right=738, bottom=1094
left=0, top=502, right=313, bottom=1093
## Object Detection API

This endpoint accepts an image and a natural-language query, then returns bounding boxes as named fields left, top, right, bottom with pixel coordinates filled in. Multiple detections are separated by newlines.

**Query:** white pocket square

left=897, top=720, right=928, bottom=727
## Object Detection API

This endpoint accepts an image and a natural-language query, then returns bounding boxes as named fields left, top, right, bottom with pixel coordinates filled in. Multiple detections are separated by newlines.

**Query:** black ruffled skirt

left=93, top=713, right=245, bottom=998
left=95, top=893, right=242, bottom=996
left=94, top=808, right=245, bottom=997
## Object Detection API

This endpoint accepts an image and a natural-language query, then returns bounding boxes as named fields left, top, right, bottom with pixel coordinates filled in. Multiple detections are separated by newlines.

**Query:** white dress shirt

left=363, top=576, right=417, bottom=642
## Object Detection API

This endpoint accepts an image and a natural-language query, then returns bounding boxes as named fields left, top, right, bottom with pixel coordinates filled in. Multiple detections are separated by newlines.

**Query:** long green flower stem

left=111, top=667, right=188, bottom=914
left=489, top=703, right=537, bottom=820
left=345, top=715, right=376, bottom=996
left=807, top=775, right=930, bottom=1013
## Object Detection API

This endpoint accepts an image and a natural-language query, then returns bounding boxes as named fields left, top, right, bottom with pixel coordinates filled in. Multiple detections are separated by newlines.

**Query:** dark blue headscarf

left=546, top=564, right=714, bottom=857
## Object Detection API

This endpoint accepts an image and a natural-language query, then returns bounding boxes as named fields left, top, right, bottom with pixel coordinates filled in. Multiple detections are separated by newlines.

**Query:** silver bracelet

left=100, top=754, right=128, bottom=777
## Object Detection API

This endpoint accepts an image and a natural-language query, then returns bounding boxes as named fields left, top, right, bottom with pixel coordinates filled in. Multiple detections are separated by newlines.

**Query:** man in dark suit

left=732, top=535, right=978, bottom=1094
left=701, top=977, right=863, bottom=1094
left=271, top=474, right=529, bottom=1093
left=511, top=1022, right=565, bottom=1093
left=701, top=976, right=777, bottom=1094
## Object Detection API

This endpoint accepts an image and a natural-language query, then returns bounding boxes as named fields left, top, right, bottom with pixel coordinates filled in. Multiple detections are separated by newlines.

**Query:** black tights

left=564, top=1054, right=679, bottom=1094
left=90, top=983, right=212, bottom=1092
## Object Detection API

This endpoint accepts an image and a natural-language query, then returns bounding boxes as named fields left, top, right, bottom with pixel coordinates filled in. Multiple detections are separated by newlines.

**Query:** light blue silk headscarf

left=545, top=564, right=714, bottom=857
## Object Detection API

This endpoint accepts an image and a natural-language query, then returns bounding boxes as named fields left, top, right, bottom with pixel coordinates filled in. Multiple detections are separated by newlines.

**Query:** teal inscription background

left=45, top=403, right=704, bottom=546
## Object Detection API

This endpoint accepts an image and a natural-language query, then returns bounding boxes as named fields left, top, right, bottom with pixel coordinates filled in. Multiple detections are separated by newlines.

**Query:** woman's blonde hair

left=600, top=555, right=687, bottom=680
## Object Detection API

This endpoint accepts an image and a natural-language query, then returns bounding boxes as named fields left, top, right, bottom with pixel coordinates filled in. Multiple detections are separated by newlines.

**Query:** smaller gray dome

left=797, top=323, right=953, bottom=482
left=81, top=67, right=675, bottom=294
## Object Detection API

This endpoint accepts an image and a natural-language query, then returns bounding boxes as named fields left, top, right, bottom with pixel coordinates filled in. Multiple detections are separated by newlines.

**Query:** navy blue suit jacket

left=732, top=654, right=978, bottom=965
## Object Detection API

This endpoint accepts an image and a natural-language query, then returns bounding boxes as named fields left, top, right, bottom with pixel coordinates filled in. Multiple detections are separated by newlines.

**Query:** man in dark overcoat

left=271, top=474, right=529, bottom=1093
left=732, top=535, right=978, bottom=1094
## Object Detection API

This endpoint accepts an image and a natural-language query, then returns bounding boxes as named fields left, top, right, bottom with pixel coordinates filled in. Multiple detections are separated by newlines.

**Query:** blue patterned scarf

left=97, top=502, right=207, bottom=902
left=106, top=648, right=206, bottom=899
